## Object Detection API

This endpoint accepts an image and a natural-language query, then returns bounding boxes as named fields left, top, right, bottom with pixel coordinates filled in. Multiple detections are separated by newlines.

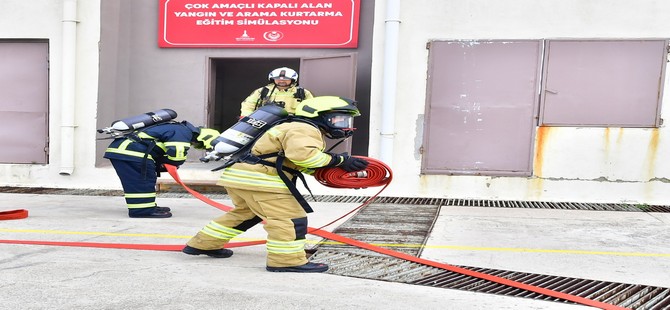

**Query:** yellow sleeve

left=240, top=88, right=264, bottom=116
left=303, top=88, right=315, bottom=99
left=281, top=123, right=333, bottom=169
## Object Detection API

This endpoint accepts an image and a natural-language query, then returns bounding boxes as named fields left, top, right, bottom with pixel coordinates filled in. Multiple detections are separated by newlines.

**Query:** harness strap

left=125, top=132, right=158, bottom=179
left=274, top=155, right=315, bottom=213
left=239, top=152, right=316, bottom=213
left=254, top=85, right=275, bottom=110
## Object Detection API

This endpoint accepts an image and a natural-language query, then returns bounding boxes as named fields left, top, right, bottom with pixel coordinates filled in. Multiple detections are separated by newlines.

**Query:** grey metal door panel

left=540, top=39, right=666, bottom=127
left=300, top=54, right=357, bottom=98
left=300, top=54, right=357, bottom=154
left=0, top=112, right=47, bottom=163
left=0, top=42, right=48, bottom=164
left=422, top=40, right=541, bottom=175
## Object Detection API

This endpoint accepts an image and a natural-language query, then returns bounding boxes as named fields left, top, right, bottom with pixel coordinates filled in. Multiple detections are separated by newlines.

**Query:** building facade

left=2, top=0, right=670, bottom=205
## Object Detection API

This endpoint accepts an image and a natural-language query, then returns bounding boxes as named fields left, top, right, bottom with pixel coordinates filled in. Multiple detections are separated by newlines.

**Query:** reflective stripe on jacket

left=217, top=121, right=334, bottom=193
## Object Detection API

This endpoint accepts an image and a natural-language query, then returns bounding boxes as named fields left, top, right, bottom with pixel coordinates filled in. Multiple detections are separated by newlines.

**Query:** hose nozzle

left=349, top=170, right=368, bottom=178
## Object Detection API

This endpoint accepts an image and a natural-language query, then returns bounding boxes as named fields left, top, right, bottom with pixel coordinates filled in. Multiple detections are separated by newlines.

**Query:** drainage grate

left=308, top=201, right=670, bottom=309
left=412, top=267, right=670, bottom=309
left=310, top=250, right=444, bottom=282
left=1, top=187, right=669, bottom=213
left=0, top=186, right=124, bottom=196
left=314, top=203, right=441, bottom=257
left=305, top=195, right=670, bottom=213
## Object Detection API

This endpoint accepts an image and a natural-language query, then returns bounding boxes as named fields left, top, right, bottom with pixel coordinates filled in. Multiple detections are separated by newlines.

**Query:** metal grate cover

left=1, top=187, right=668, bottom=213
left=314, top=203, right=440, bottom=257
left=308, top=201, right=670, bottom=309
left=411, top=267, right=670, bottom=309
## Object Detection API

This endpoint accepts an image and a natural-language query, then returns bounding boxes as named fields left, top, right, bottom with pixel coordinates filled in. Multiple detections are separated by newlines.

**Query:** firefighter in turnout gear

left=183, top=96, right=369, bottom=272
left=104, top=121, right=220, bottom=218
left=239, top=67, right=314, bottom=117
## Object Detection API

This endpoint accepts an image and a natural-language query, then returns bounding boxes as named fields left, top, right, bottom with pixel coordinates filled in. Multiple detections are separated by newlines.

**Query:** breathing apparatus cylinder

left=108, top=109, right=178, bottom=132
left=213, top=104, right=288, bottom=155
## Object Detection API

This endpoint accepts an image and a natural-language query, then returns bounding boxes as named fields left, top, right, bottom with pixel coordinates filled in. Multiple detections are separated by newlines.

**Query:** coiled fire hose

left=310, top=156, right=393, bottom=230
left=314, top=156, right=393, bottom=189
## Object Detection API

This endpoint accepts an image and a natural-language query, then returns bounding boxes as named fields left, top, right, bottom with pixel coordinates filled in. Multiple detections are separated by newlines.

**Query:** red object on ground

left=0, top=209, right=29, bottom=220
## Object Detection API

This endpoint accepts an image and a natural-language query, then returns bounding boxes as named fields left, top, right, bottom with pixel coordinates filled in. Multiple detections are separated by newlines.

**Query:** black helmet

left=295, top=96, right=360, bottom=139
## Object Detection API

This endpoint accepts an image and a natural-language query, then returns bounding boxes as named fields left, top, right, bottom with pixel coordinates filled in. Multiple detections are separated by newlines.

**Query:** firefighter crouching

left=183, top=96, right=369, bottom=273
left=103, top=120, right=219, bottom=218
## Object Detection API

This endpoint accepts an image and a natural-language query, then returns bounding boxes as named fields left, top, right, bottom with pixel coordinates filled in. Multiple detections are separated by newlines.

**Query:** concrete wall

left=2, top=0, right=670, bottom=205
left=0, top=0, right=106, bottom=188
left=360, top=0, right=670, bottom=204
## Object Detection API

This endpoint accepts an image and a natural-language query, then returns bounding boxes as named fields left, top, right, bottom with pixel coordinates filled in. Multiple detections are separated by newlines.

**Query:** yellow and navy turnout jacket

left=103, top=122, right=194, bottom=166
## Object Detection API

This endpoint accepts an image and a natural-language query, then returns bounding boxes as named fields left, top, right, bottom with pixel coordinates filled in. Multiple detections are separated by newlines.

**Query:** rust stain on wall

left=533, top=126, right=551, bottom=177
left=646, top=129, right=660, bottom=179
left=616, top=127, right=624, bottom=144
left=603, top=127, right=611, bottom=153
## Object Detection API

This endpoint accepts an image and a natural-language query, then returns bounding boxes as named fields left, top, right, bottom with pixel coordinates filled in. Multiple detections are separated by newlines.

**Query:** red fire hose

left=0, top=209, right=29, bottom=220
left=314, top=156, right=393, bottom=189
left=311, top=156, right=393, bottom=230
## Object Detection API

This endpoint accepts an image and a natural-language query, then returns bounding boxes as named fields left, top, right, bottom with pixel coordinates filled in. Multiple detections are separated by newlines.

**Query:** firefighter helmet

left=295, top=96, right=360, bottom=139
left=268, top=67, right=298, bottom=83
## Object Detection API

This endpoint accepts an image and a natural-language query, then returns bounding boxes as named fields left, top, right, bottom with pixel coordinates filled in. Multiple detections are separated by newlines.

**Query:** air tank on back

left=97, top=109, right=177, bottom=136
left=109, top=109, right=178, bottom=131
left=213, top=104, right=288, bottom=155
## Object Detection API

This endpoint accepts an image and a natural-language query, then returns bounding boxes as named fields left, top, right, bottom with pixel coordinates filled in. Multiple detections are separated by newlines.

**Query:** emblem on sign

left=236, top=30, right=255, bottom=42
left=263, top=31, right=284, bottom=42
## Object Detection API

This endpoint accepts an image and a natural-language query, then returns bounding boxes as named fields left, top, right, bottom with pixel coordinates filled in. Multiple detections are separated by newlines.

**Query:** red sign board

left=158, top=0, right=360, bottom=48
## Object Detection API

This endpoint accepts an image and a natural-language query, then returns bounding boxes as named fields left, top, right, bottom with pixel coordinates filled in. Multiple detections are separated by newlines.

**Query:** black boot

left=266, top=262, right=329, bottom=273
left=182, top=245, right=233, bottom=258
left=128, top=207, right=172, bottom=218
left=155, top=206, right=171, bottom=212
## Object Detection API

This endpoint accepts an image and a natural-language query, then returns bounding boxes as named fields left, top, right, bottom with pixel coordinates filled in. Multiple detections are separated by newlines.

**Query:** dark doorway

left=209, top=56, right=368, bottom=156
left=209, top=58, right=300, bottom=131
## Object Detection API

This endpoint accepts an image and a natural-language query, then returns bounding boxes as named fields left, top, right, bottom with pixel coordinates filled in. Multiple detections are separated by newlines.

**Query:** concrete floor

left=1, top=192, right=669, bottom=309
left=422, top=206, right=670, bottom=288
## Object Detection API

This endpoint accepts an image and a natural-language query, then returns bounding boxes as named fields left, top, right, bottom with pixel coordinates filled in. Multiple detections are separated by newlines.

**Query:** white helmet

left=268, top=67, right=298, bottom=83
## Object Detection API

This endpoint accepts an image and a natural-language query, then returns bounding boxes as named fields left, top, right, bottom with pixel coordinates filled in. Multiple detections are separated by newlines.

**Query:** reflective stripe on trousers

left=186, top=187, right=308, bottom=267
left=109, top=159, right=157, bottom=209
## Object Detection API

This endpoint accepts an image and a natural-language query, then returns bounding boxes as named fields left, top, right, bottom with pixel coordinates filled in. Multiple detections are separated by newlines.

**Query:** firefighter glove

left=156, top=164, right=168, bottom=173
left=338, top=155, right=369, bottom=172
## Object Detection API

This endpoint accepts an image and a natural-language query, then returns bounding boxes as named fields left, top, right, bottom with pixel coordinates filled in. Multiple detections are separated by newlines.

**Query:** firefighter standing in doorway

left=183, top=96, right=369, bottom=272
left=104, top=121, right=220, bottom=218
left=239, top=67, right=315, bottom=117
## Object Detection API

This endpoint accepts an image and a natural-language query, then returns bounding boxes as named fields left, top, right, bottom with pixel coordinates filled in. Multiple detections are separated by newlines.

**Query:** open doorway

left=208, top=56, right=367, bottom=155
left=209, top=58, right=301, bottom=132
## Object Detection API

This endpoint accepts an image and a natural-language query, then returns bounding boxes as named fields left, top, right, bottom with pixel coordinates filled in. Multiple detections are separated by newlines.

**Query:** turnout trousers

left=186, top=187, right=309, bottom=268
left=109, top=159, right=158, bottom=213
